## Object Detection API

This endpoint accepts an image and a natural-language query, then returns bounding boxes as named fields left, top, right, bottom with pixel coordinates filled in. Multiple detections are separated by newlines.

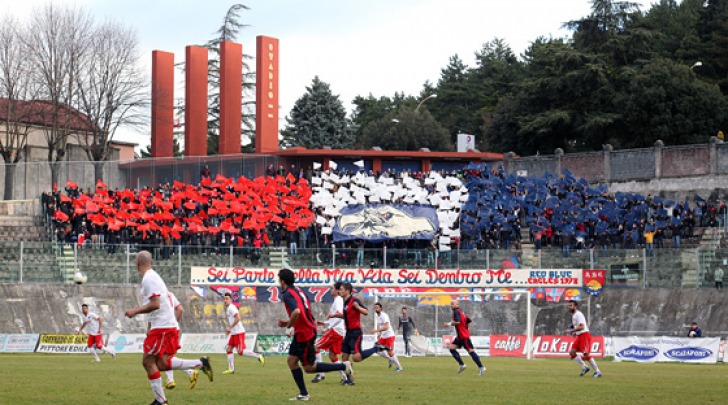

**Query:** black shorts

left=289, top=336, right=317, bottom=367
left=452, top=337, right=474, bottom=351
left=341, top=329, right=363, bottom=355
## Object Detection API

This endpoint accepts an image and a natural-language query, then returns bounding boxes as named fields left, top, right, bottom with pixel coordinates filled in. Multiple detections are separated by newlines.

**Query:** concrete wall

left=504, top=138, right=728, bottom=199
left=2, top=283, right=727, bottom=338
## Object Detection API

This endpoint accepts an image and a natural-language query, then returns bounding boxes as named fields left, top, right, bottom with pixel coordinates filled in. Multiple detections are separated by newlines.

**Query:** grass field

left=0, top=353, right=726, bottom=404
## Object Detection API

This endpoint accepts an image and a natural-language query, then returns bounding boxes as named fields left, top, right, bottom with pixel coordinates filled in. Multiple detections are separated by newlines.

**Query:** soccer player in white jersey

left=125, top=251, right=214, bottom=405
left=312, top=282, right=348, bottom=383
left=370, top=303, right=403, bottom=371
left=565, top=300, right=602, bottom=378
left=222, top=292, right=264, bottom=374
left=162, top=292, right=199, bottom=390
left=78, top=304, right=116, bottom=362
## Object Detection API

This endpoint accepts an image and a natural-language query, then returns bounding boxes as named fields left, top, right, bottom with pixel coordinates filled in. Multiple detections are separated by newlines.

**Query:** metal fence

left=1, top=241, right=726, bottom=289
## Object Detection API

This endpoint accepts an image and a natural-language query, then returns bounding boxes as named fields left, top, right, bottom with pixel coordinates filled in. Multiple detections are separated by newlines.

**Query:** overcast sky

left=2, top=0, right=657, bottom=149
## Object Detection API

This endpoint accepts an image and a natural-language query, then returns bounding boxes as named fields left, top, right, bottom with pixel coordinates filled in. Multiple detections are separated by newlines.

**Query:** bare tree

left=0, top=16, right=37, bottom=200
left=25, top=4, right=94, bottom=189
left=74, top=20, right=147, bottom=182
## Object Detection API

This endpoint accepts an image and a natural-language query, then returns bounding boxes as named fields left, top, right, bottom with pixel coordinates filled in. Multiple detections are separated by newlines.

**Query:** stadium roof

left=0, top=98, right=99, bottom=133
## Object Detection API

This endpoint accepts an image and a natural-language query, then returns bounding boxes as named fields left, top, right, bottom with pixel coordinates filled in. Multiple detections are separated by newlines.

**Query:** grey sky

left=2, top=0, right=656, bottom=149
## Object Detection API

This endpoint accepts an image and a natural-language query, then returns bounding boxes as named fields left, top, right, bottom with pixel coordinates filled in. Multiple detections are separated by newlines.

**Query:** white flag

left=313, top=162, right=322, bottom=170
left=353, top=160, right=364, bottom=168
left=329, top=161, right=338, bottom=170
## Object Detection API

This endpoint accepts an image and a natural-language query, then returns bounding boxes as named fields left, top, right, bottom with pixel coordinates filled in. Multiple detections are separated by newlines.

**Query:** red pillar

left=185, top=46, right=208, bottom=156
left=219, top=41, right=242, bottom=155
left=372, top=158, right=382, bottom=173
left=422, top=159, right=431, bottom=172
left=256, top=36, right=280, bottom=153
left=151, top=51, right=174, bottom=157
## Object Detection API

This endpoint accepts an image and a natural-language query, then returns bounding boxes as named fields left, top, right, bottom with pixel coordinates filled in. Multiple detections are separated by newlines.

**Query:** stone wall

left=2, top=283, right=727, bottom=338
left=610, top=148, right=656, bottom=181
left=562, top=152, right=604, bottom=183
left=662, top=145, right=710, bottom=178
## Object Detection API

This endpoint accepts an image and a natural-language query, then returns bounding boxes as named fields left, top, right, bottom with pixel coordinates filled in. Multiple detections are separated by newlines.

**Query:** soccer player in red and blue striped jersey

left=443, top=299, right=485, bottom=375
left=277, top=269, right=351, bottom=401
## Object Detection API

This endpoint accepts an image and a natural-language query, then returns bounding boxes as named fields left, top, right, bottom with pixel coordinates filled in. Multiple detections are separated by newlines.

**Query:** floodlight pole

left=415, top=94, right=437, bottom=113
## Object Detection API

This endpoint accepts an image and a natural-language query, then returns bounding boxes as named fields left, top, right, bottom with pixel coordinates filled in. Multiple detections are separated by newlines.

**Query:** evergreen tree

left=428, top=55, right=478, bottom=143
left=178, top=4, right=255, bottom=155
left=281, top=76, right=354, bottom=149
left=360, top=109, right=453, bottom=151
left=140, top=137, right=183, bottom=158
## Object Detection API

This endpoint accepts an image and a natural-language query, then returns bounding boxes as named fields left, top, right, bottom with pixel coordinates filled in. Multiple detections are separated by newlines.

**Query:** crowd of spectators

left=43, top=162, right=727, bottom=264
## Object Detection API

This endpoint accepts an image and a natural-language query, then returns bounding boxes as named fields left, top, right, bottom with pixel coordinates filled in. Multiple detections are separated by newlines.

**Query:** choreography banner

left=192, top=267, right=585, bottom=288
left=333, top=204, right=438, bottom=242
left=613, top=336, right=720, bottom=363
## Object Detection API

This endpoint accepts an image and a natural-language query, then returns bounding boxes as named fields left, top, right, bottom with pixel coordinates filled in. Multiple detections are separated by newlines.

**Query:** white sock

left=574, top=356, right=586, bottom=368
left=391, top=355, right=402, bottom=368
left=170, top=357, right=202, bottom=370
left=315, top=352, right=323, bottom=363
left=165, top=370, right=174, bottom=382
left=102, top=347, right=115, bottom=356
left=336, top=360, right=347, bottom=379
left=90, top=347, right=100, bottom=361
left=243, top=350, right=260, bottom=359
left=149, top=377, right=166, bottom=403
left=184, top=369, right=194, bottom=377
left=228, top=353, right=235, bottom=370
left=588, top=358, right=600, bottom=373
left=376, top=351, right=389, bottom=359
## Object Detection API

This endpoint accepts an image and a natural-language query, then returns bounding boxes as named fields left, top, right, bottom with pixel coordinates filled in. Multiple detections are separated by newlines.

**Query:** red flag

left=65, top=180, right=78, bottom=189
left=200, top=177, right=212, bottom=187
left=286, top=172, right=295, bottom=183
left=53, top=182, right=58, bottom=192
left=263, top=233, right=270, bottom=245
left=53, top=210, right=69, bottom=222
left=96, top=179, right=107, bottom=190
left=173, top=180, right=185, bottom=189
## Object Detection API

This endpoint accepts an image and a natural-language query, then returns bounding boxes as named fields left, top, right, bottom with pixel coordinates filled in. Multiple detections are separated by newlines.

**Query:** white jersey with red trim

left=167, top=292, right=181, bottom=330
left=141, top=269, right=177, bottom=330
left=326, top=296, right=345, bottom=336
left=83, top=312, right=101, bottom=335
left=572, top=310, right=589, bottom=335
left=226, top=304, right=245, bottom=334
left=377, top=312, right=395, bottom=339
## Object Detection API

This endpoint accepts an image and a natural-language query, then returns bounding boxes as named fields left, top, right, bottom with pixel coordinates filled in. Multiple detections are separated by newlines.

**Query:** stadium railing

left=0, top=242, right=726, bottom=289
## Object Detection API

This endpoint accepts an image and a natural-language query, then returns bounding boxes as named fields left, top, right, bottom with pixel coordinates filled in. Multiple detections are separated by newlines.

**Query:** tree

left=181, top=4, right=255, bottom=155
left=428, top=55, right=478, bottom=142
left=25, top=3, right=94, bottom=189
left=696, top=0, right=728, bottom=94
left=0, top=16, right=36, bottom=200
left=360, top=109, right=453, bottom=151
left=281, top=76, right=354, bottom=149
left=350, top=92, right=417, bottom=147
left=74, top=20, right=147, bottom=183
left=140, top=137, right=183, bottom=158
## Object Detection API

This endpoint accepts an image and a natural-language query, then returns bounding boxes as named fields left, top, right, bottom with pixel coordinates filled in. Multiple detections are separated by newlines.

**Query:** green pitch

left=0, top=354, right=725, bottom=404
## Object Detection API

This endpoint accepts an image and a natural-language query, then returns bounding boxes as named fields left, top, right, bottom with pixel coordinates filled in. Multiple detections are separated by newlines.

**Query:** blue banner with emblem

left=333, top=204, right=439, bottom=243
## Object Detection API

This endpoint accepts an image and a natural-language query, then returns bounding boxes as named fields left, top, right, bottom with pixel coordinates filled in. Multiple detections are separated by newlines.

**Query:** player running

left=223, top=292, right=265, bottom=374
left=124, top=251, right=213, bottom=405
left=332, top=282, right=387, bottom=386
left=78, top=303, right=116, bottom=362
left=370, top=303, right=403, bottom=371
left=311, top=282, right=348, bottom=384
left=565, top=300, right=602, bottom=378
left=162, top=292, right=199, bottom=390
left=443, top=299, right=485, bottom=375
left=277, top=269, right=351, bottom=401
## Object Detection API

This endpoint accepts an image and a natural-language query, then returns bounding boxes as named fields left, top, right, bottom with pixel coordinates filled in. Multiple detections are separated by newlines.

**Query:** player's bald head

left=136, top=250, right=153, bottom=269
left=451, top=299, right=460, bottom=308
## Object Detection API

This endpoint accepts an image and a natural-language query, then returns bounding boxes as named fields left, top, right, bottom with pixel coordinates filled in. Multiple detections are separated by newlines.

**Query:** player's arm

left=278, top=308, right=300, bottom=328
left=353, top=299, right=368, bottom=315
left=227, top=312, right=241, bottom=335
left=565, top=323, right=585, bottom=334
left=125, top=295, right=161, bottom=318
left=370, top=321, right=389, bottom=334
left=96, top=315, right=103, bottom=334
left=174, top=304, right=184, bottom=321
left=444, top=311, right=461, bottom=327
left=78, top=319, right=88, bottom=334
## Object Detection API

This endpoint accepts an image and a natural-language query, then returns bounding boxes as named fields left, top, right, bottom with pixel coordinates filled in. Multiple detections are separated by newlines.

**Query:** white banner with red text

left=192, top=267, right=592, bottom=288
left=613, top=336, right=720, bottom=363
left=489, top=334, right=606, bottom=358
